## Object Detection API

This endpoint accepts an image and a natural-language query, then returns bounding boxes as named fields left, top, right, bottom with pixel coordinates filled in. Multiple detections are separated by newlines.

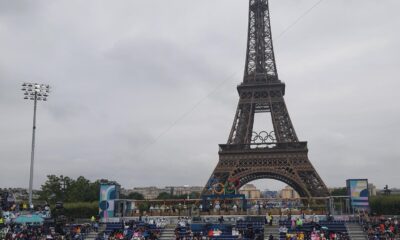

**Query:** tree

left=330, top=187, right=347, bottom=196
left=156, top=192, right=199, bottom=200
left=156, top=192, right=174, bottom=200
left=38, top=175, right=111, bottom=203
left=370, top=195, right=400, bottom=215
left=127, top=192, right=145, bottom=200
left=39, top=175, right=63, bottom=203
left=67, top=176, right=93, bottom=202
left=189, top=192, right=201, bottom=199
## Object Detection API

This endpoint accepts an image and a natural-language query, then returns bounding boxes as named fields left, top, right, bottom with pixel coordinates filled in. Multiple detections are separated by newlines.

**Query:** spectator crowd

left=361, top=215, right=399, bottom=239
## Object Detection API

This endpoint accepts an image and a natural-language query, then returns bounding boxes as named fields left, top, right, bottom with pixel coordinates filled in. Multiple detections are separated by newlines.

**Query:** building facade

left=239, top=184, right=261, bottom=199
left=121, top=186, right=203, bottom=200
left=279, top=186, right=300, bottom=199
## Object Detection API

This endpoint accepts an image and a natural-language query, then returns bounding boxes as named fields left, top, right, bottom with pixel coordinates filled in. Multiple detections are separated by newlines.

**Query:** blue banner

left=347, top=179, right=369, bottom=209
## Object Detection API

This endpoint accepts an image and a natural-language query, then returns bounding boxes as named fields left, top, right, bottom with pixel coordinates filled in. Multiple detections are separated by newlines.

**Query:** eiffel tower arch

left=203, top=0, right=330, bottom=198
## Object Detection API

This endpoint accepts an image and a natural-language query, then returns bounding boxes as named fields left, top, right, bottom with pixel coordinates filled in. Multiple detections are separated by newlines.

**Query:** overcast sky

left=1, top=0, right=399, bottom=192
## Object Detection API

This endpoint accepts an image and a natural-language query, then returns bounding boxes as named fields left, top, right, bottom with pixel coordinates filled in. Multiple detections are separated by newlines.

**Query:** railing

left=219, top=142, right=307, bottom=152
left=125, top=209, right=330, bottom=218
left=116, top=196, right=358, bottom=218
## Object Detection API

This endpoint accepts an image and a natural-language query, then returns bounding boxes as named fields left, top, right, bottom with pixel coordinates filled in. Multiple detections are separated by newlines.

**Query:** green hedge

left=370, top=195, right=400, bottom=215
left=57, top=201, right=98, bottom=219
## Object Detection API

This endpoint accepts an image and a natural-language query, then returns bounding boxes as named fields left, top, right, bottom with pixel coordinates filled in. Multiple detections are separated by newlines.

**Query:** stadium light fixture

left=21, top=82, right=50, bottom=209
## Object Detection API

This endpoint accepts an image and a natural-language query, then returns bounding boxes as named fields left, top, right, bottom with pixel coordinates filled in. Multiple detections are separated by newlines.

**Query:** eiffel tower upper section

left=226, top=0, right=298, bottom=148
left=244, top=0, right=279, bottom=84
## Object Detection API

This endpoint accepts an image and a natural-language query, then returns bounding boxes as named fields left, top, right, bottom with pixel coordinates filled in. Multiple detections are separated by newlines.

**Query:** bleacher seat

left=277, top=220, right=349, bottom=239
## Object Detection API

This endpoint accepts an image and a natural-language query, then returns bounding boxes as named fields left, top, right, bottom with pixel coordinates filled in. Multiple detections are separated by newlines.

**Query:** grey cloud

left=1, top=0, right=399, bottom=191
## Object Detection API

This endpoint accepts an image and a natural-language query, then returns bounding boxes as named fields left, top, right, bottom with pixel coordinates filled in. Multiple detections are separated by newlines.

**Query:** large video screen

left=346, top=179, right=369, bottom=209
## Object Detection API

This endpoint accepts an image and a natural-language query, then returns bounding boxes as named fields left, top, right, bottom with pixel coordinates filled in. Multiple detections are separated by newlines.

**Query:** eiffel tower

left=203, top=0, right=330, bottom=198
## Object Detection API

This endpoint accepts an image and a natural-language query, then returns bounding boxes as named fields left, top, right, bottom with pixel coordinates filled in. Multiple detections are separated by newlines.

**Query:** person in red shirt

left=380, top=223, right=385, bottom=233
left=115, top=232, right=124, bottom=239
left=208, top=229, right=213, bottom=237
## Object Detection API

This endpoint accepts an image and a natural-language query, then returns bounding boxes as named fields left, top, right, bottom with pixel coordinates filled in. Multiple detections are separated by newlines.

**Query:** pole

left=28, top=92, right=37, bottom=209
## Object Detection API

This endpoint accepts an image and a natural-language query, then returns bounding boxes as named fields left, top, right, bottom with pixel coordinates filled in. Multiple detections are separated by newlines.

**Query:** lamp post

left=183, top=185, right=189, bottom=200
left=60, top=175, right=66, bottom=203
left=22, top=82, right=50, bottom=209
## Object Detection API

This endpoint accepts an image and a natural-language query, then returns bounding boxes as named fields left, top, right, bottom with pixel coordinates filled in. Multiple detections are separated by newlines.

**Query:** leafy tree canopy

left=120, top=192, right=145, bottom=200
left=156, top=192, right=173, bottom=200
left=128, top=192, right=145, bottom=200
left=38, top=175, right=116, bottom=203
left=156, top=192, right=200, bottom=200
left=330, top=187, right=347, bottom=196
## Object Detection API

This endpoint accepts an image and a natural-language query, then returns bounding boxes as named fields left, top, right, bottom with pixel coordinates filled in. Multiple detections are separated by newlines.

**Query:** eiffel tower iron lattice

left=203, top=0, right=330, bottom=198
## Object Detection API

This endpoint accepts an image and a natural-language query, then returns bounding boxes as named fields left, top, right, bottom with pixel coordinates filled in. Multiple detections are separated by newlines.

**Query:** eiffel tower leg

left=228, top=103, right=254, bottom=145
left=271, top=100, right=298, bottom=143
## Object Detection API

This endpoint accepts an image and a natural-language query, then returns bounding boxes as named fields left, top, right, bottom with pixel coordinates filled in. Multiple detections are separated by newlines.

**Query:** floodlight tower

left=21, top=83, right=50, bottom=208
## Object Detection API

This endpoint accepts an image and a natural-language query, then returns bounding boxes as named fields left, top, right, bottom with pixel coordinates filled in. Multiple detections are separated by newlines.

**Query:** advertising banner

left=346, top=179, right=369, bottom=210
left=99, top=184, right=117, bottom=219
